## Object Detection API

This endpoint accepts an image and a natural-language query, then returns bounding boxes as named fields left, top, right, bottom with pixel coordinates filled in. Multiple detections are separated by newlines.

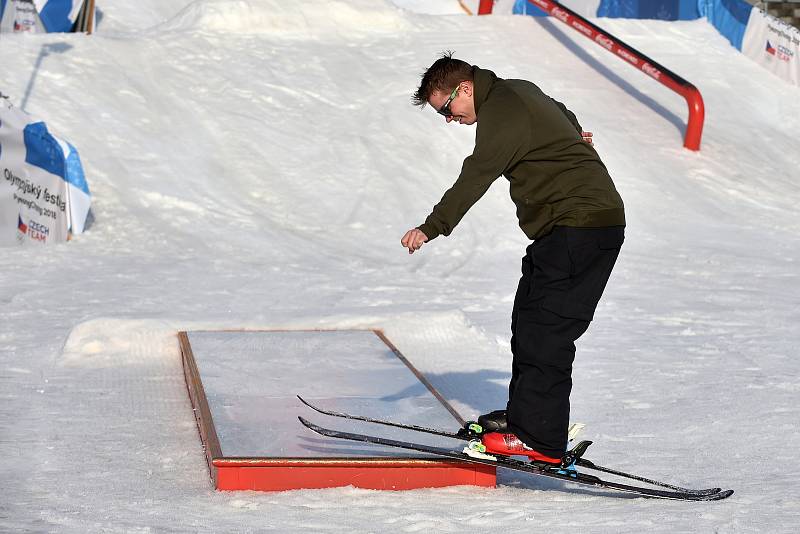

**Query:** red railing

left=477, top=0, right=705, bottom=151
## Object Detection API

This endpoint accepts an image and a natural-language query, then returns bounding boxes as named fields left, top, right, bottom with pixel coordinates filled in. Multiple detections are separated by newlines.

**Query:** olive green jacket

left=418, top=67, right=625, bottom=241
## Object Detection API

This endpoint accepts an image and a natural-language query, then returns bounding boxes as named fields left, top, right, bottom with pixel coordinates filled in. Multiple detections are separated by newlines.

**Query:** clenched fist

left=400, top=228, right=428, bottom=254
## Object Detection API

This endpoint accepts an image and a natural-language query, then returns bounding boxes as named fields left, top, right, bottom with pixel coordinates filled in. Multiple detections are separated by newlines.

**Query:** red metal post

left=478, top=0, right=494, bottom=15
left=681, top=85, right=705, bottom=151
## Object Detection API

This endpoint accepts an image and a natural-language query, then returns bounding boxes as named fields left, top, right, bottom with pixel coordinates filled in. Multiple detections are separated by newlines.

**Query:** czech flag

left=766, top=41, right=777, bottom=56
left=18, top=215, right=28, bottom=235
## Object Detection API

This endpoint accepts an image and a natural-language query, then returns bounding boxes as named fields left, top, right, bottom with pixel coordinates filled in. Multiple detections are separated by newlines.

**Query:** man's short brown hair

left=412, top=51, right=474, bottom=108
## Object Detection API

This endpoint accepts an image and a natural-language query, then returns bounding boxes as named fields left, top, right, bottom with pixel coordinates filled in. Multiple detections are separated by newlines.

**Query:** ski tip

left=689, top=488, right=733, bottom=501
left=297, top=395, right=325, bottom=413
left=298, top=416, right=339, bottom=439
left=298, top=415, right=315, bottom=430
left=706, top=489, right=734, bottom=501
left=298, top=415, right=326, bottom=431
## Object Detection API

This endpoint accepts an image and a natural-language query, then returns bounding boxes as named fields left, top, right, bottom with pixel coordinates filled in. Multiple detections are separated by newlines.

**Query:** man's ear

left=461, top=81, right=473, bottom=96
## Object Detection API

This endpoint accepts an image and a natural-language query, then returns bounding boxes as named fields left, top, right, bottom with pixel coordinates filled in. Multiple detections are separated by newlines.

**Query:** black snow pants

left=507, top=225, right=624, bottom=458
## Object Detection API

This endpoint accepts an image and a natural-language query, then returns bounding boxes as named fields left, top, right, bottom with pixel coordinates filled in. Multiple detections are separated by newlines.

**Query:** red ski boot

left=479, top=432, right=562, bottom=464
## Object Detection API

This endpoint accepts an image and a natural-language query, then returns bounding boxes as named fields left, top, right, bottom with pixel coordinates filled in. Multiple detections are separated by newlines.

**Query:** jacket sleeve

left=550, top=97, right=583, bottom=133
left=418, top=96, right=529, bottom=241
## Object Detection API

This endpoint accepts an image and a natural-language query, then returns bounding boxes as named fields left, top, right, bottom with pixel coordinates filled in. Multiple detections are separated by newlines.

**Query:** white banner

left=741, top=9, right=800, bottom=87
left=0, top=94, right=91, bottom=246
left=0, top=0, right=85, bottom=33
left=0, top=0, right=42, bottom=33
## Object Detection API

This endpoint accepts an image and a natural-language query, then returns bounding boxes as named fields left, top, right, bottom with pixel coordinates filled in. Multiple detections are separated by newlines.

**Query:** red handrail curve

left=478, top=0, right=705, bottom=151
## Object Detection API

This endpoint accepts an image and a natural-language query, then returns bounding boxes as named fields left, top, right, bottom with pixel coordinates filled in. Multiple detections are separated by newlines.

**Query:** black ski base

left=297, top=416, right=733, bottom=502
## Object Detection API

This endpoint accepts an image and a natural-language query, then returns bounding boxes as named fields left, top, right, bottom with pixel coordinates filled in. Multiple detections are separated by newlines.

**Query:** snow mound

left=60, top=319, right=179, bottom=368
left=159, top=0, right=411, bottom=37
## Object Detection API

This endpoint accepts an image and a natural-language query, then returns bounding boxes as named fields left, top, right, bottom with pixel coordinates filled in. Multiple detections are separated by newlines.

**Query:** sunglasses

left=437, top=85, right=459, bottom=117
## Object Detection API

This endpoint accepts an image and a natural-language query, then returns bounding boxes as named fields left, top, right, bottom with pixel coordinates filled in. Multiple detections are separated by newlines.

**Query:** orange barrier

left=478, top=0, right=705, bottom=151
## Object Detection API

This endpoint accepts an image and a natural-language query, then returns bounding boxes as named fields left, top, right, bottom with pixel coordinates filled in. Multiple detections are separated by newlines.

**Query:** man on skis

left=401, top=52, right=625, bottom=465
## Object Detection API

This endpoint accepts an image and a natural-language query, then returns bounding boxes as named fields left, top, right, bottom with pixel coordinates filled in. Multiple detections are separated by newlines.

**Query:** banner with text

left=0, top=0, right=85, bottom=33
left=0, top=94, right=91, bottom=246
left=741, top=9, right=800, bottom=87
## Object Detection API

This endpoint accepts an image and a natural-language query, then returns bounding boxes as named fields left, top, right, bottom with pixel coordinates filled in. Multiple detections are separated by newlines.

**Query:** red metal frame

left=478, top=0, right=705, bottom=151
left=179, top=330, right=497, bottom=491
left=213, top=458, right=496, bottom=491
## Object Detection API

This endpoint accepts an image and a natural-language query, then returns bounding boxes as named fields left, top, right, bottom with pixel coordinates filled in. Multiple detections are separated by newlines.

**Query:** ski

left=297, top=395, right=474, bottom=439
left=298, top=417, right=734, bottom=501
left=297, top=396, right=721, bottom=496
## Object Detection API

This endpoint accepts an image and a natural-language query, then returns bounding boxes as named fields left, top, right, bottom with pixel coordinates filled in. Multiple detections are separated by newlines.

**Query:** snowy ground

left=1, top=0, right=799, bottom=532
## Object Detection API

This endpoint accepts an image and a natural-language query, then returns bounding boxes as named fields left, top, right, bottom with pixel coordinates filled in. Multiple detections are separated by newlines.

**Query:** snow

left=1, top=0, right=799, bottom=531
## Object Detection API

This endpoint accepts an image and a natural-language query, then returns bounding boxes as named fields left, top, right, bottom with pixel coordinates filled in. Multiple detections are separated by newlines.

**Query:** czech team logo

left=766, top=40, right=794, bottom=62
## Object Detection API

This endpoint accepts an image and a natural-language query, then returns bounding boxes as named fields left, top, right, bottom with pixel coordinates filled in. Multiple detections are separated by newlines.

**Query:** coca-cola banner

left=741, top=9, right=800, bottom=87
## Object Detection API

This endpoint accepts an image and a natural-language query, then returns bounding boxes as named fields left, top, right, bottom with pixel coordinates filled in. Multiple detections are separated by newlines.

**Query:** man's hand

left=581, top=131, right=593, bottom=145
left=401, top=228, right=428, bottom=254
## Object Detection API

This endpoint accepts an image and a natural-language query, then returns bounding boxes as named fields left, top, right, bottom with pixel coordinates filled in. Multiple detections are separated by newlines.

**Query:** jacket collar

left=472, top=66, right=499, bottom=115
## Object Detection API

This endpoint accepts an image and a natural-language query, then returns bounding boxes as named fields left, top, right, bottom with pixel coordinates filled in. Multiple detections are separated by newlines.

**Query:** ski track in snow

left=1, top=0, right=799, bottom=532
